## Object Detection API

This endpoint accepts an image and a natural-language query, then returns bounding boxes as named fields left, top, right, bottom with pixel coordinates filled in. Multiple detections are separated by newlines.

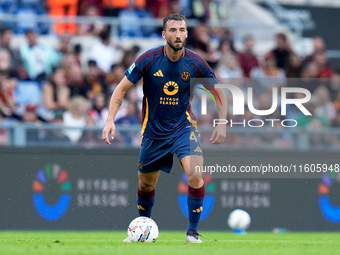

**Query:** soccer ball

left=127, top=217, right=159, bottom=243
left=227, top=209, right=251, bottom=231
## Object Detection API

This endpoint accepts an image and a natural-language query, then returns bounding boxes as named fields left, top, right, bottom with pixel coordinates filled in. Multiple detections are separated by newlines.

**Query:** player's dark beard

left=167, top=39, right=184, bottom=52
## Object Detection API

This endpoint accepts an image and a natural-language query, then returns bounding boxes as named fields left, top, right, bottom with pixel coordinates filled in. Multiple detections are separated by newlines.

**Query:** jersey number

left=189, top=131, right=198, bottom=143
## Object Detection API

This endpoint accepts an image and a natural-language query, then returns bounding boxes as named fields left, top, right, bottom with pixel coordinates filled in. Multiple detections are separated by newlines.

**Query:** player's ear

left=162, top=31, right=166, bottom=39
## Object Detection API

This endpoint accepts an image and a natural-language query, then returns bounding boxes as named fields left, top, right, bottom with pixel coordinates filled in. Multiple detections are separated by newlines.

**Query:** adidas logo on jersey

left=153, top=70, right=164, bottom=77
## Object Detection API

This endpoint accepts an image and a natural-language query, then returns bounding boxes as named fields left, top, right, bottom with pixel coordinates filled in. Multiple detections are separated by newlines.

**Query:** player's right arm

left=102, top=76, right=134, bottom=145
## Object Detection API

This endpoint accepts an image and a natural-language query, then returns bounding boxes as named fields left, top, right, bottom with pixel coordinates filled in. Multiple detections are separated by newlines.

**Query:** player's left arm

left=196, top=53, right=227, bottom=144
left=210, top=88, right=227, bottom=144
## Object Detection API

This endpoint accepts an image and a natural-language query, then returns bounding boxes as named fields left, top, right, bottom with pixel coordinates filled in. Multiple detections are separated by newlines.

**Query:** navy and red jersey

left=125, top=45, right=217, bottom=139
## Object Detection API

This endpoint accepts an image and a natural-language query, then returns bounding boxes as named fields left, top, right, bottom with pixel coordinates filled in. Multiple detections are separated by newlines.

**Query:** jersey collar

left=163, top=46, right=185, bottom=61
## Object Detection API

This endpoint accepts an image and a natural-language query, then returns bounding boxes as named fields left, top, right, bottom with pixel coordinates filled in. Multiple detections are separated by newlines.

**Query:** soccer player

left=102, top=13, right=227, bottom=243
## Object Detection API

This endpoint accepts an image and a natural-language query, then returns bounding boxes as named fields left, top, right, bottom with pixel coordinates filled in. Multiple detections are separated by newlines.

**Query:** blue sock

left=187, top=184, right=205, bottom=233
left=137, top=188, right=155, bottom=218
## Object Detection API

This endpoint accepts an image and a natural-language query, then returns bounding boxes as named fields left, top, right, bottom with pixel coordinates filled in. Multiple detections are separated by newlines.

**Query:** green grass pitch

left=0, top=231, right=339, bottom=255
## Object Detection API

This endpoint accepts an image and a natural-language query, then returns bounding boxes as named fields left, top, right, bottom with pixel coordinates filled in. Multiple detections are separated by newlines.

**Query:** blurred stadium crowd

left=0, top=0, right=339, bottom=148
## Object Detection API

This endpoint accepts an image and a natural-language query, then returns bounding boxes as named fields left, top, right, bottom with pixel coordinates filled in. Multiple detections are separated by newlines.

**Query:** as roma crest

left=181, top=70, right=191, bottom=81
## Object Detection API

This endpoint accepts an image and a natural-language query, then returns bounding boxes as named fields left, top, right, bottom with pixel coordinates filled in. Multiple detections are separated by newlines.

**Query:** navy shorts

left=138, top=126, right=203, bottom=173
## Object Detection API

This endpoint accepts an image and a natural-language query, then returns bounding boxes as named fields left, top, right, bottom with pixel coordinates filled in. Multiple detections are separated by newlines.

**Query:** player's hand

left=210, top=124, right=226, bottom=144
left=102, top=120, right=116, bottom=145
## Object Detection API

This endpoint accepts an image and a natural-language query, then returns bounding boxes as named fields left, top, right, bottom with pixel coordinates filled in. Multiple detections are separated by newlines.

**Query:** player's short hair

left=163, top=13, right=186, bottom=31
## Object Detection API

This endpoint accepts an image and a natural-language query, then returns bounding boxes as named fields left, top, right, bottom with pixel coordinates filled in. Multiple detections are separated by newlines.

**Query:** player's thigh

left=181, top=155, right=204, bottom=188
left=138, top=170, right=161, bottom=191
left=139, top=137, right=174, bottom=173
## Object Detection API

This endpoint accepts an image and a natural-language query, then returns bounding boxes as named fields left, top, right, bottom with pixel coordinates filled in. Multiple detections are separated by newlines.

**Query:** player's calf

left=187, top=184, right=205, bottom=233
left=137, top=188, right=155, bottom=217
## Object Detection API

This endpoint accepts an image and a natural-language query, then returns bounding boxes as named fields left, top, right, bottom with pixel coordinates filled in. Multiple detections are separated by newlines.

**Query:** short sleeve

left=199, top=65, right=218, bottom=89
left=125, top=62, right=141, bottom=84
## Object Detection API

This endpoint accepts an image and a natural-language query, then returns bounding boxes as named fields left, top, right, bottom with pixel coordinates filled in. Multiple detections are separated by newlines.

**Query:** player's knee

left=139, top=180, right=156, bottom=192
left=188, top=176, right=204, bottom=189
